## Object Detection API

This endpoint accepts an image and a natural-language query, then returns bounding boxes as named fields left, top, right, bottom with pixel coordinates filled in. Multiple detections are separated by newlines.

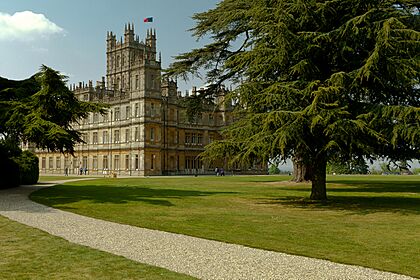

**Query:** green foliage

left=0, top=65, right=107, bottom=186
left=0, top=65, right=106, bottom=154
left=0, top=140, right=39, bottom=186
left=0, top=155, right=20, bottom=189
left=327, top=157, right=369, bottom=175
left=268, top=164, right=281, bottom=175
left=166, top=0, right=420, bottom=199
left=13, top=151, right=39, bottom=185
left=0, top=139, right=21, bottom=189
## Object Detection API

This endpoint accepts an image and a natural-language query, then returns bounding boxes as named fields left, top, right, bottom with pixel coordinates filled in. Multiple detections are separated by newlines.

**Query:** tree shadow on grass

left=30, top=184, right=236, bottom=208
left=259, top=195, right=420, bottom=214
left=258, top=178, right=420, bottom=214
left=265, top=179, right=420, bottom=214
left=326, top=179, right=420, bottom=194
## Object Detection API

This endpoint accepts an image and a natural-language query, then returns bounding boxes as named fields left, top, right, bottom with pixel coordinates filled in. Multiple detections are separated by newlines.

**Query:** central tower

left=106, top=23, right=160, bottom=99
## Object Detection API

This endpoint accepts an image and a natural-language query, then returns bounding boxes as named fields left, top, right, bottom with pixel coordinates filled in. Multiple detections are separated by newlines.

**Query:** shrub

left=13, top=151, right=39, bottom=185
left=268, top=164, right=281, bottom=175
left=0, top=156, right=20, bottom=189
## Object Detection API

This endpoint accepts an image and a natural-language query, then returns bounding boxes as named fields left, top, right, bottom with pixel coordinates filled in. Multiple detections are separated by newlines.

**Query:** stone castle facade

left=36, top=24, right=235, bottom=176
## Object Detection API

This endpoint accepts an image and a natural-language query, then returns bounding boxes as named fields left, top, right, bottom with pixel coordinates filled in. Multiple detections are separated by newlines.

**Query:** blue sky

left=0, top=0, right=219, bottom=91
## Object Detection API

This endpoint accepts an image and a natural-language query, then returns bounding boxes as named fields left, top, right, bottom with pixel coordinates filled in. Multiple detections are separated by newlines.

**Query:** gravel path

left=0, top=180, right=416, bottom=280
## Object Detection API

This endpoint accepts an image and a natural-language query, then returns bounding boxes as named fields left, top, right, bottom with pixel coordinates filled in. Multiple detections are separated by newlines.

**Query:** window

left=48, top=157, right=53, bottom=169
left=93, top=156, right=98, bottom=170
left=114, top=155, right=120, bottom=170
left=198, top=133, right=203, bottom=145
left=151, top=74, right=155, bottom=89
left=135, top=127, right=139, bottom=141
left=125, top=129, right=130, bottom=142
left=135, top=75, right=139, bottom=89
left=192, top=133, right=196, bottom=145
left=93, top=113, right=99, bottom=123
left=93, top=132, right=98, bottom=144
left=114, top=130, right=120, bottom=143
left=177, top=156, right=180, bottom=170
left=185, top=133, right=190, bottom=144
left=103, top=156, right=108, bottom=169
left=150, top=128, right=155, bottom=142
left=82, top=156, right=88, bottom=169
left=114, top=107, right=120, bottom=121
left=134, top=103, right=139, bottom=117
left=151, top=154, right=155, bottom=169
left=170, top=109, right=174, bottom=121
left=42, top=157, right=46, bottom=169
left=125, top=106, right=130, bottom=119
left=73, top=157, right=78, bottom=170
left=103, top=111, right=109, bottom=122
left=81, top=133, right=88, bottom=144
left=135, top=155, right=139, bottom=170
left=103, top=131, right=108, bottom=143
left=56, top=157, right=61, bottom=170
left=151, top=103, right=155, bottom=116
left=116, top=55, right=120, bottom=67
left=125, top=155, right=129, bottom=170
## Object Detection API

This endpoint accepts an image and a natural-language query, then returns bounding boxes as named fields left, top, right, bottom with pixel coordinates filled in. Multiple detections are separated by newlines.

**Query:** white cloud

left=0, top=11, right=64, bottom=41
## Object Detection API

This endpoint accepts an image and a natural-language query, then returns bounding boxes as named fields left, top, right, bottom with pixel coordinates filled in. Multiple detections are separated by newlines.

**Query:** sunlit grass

left=31, top=175, right=420, bottom=277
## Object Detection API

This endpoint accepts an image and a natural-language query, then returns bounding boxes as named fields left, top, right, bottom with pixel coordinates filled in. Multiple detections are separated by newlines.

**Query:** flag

left=144, top=17, right=153, bottom=23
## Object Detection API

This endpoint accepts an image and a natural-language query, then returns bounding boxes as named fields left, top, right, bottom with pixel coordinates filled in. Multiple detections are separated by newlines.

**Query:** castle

left=35, top=24, right=234, bottom=176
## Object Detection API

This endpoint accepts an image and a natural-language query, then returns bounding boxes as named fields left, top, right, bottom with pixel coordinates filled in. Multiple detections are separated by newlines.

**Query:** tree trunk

left=291, top=156, right=312, bottom=182
left=310, top=155, right=327, bottom=200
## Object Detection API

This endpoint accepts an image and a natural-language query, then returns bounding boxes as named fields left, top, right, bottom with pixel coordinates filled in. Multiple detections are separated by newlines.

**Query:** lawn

left=31, top=175, right=420, bottom=278
left=0, top=215, right=194, bottom=279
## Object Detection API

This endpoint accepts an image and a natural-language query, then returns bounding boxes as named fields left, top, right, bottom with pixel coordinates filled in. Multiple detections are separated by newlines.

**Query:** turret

left=107, top=31, right=116, bottom=50
left=146, top=28, right=156, bottom=51
left=124, top=22, right=135, bottom=44
left=161, top=78, right=178, bottom=97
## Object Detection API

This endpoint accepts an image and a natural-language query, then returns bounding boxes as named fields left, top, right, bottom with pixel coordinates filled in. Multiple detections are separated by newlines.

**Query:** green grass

left=0, top=215, right=194, bottom=279
left=31, top=175, right=420, bottom=278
